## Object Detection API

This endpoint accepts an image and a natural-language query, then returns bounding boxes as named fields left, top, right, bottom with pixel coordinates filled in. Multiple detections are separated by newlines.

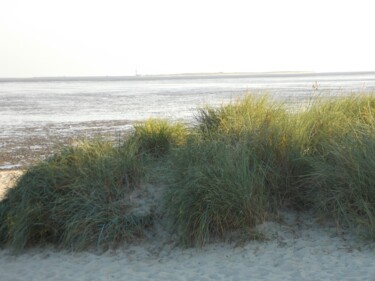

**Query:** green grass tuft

left=164, top=137, right=271, bottom=246
left=164, top=95, right=301, bottom=246
left=0, top=139, right=148, bottom=251
left=132, top=118, right=188, bottom=157
left=297, top=104, right=375, bottom=237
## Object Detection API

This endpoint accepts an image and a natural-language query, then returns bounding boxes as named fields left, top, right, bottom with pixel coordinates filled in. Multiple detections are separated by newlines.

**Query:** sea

left=1, top=72, right=375, bottom=169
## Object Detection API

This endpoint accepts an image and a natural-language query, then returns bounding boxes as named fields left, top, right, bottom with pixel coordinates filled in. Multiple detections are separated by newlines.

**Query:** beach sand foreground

left=1, top=171, right=375, bottom=281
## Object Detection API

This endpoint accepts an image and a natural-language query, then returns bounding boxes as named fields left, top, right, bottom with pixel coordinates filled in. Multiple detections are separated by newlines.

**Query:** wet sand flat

left=0, top=120, right=133, bottom=170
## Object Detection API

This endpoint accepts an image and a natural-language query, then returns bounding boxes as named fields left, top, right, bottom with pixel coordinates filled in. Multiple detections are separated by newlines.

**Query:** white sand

left=1, top=214, right=374, bottom=281
left=1, top=171, right=375, bottom=281
left=0, top=170, right=23, bottom=200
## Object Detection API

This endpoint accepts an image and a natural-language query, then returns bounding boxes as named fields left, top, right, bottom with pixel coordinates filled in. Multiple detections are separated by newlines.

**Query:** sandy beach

left=1, top=171, right=375, bottom=281
left=1, top=215, right=374, bottom=281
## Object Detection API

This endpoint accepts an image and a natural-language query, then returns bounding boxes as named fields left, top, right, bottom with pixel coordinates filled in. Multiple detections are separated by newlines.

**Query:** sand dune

left=1, top=171, right=375, bottom=281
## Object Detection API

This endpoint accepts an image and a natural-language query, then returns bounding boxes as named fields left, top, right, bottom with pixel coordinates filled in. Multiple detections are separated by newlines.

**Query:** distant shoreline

left=1, top=71, right=375, bottom=83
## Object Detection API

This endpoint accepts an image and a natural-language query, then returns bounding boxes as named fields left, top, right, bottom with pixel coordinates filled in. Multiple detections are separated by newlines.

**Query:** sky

left=0, top=0, right=374, bottom=77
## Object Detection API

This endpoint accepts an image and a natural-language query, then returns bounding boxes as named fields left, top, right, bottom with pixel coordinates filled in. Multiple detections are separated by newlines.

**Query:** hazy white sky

left=0, top=0, right=374, bottom=77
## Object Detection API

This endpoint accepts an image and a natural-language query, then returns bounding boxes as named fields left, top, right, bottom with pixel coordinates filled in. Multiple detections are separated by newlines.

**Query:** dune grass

left=163, top=137, right=272, bottom=246
left=0, top=139, right=148, bottom=251
left=302, top=128, right=375, bottom=237
left=2, top=93, right=375, bottom=251
left=164, top=96, right=299, bottom=245
left=295, top=95, right=375, bottom=237
left=294, top=94, right=375, bottom=155
left=132, top=118, right=187, bottom=158
left=166, top=94, right=375, bottom=244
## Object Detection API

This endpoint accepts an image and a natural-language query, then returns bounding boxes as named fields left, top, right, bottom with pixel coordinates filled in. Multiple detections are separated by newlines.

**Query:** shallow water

left=1, top=72, right=375, bottom=169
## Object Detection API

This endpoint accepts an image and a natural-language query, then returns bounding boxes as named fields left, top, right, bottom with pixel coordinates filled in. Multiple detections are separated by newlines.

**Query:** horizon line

left=1, top=70, right=375, bottom=82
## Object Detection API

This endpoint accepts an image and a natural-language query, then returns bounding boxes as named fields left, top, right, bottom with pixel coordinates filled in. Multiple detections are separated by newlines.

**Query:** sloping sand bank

left=1, top=215, right=374, bottom=281
left=0, top=170, right=23, bottom=200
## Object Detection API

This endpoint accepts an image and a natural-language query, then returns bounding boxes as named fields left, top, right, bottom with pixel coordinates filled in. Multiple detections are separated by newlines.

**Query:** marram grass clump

left=0, top=139, right=149, bottom=251
left=196, top=95, right=303, bottom=207
left=295, top=94, right=375, bottom=156
left=296, top=95, right=375, bottom=237
left=163, top=137, right=271, bottom=246
left=301, top=127, right=375, bottom=238
left=164, top=94, right=375, bottom=245
left=196, top=95, right=287, bottom=139
left=132, top=118, right=188, bottom=157
left=164, top=96, right=301, bottom=246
